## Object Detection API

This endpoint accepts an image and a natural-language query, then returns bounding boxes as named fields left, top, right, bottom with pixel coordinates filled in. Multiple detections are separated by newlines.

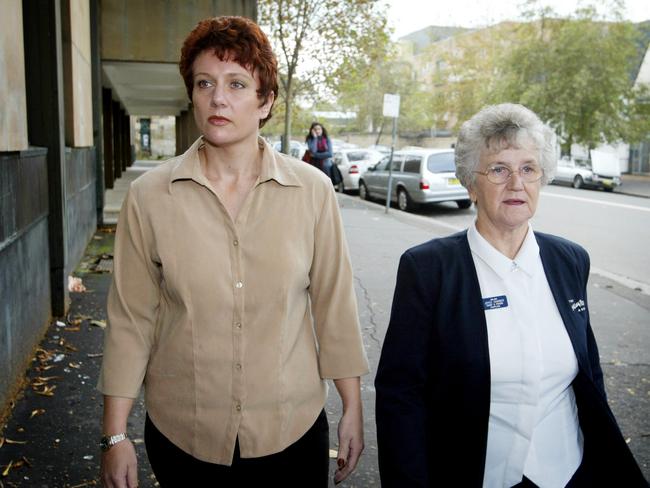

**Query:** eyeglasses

left=473, top=164, right=544, bottom=184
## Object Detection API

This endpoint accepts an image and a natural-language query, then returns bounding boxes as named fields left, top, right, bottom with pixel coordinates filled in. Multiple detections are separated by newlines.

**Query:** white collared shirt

left=468, top=222, right=583, bottom=488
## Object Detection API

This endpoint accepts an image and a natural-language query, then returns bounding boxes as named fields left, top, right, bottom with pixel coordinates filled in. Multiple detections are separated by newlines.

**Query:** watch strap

left=100, top=432, right=127, bottom=451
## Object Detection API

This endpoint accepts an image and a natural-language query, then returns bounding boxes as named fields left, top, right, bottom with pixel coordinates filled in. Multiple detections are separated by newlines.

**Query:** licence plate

left=447, top=178, right=460, bottom=186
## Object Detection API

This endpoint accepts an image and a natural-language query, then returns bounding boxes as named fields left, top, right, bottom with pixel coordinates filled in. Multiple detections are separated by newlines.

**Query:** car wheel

left=456, top=199, right=472, bottom=209
left=573, top=175, right=584, bottom=189
left=604, top=187, right=614, bottom=192
left=359, top=181, right=370, bottom=200
left=397, top=188, right=414, bottom=212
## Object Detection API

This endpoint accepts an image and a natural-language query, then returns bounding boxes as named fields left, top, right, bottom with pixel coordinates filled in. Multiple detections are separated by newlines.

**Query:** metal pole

left=385, top=116, right=397, bottom=213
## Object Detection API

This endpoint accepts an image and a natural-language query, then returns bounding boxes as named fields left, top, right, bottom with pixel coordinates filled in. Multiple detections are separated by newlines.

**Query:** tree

left=493, top=3, right=650, bottom=153
left=258, top=0, right=388, bottom=152
left=424, top=22, right=518, bottom=131
left=334, top=53, right=433, bottom=135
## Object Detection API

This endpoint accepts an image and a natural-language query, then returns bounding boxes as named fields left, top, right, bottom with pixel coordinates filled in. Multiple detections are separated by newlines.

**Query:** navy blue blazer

left=375, top=230, right=647, bottom=487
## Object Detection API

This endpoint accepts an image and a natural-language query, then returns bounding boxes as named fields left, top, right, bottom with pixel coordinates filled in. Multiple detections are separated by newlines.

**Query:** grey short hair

left=455, top=103, right=557, bottom=188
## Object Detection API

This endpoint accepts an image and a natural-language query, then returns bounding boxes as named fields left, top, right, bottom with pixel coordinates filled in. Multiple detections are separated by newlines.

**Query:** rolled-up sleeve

left=309, top=184, right=369, bottom=379
left=97, top=184, right=161, bottom=398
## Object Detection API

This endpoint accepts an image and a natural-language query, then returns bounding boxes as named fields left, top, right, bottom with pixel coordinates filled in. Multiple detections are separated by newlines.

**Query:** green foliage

left=495, top=3, right=650, bottom=151
left=428, top=24, right=516, bottom=131
left=426, top=2, right=650, bottom=151
left=258, top=0, right=390, bottom=150
left=334, top=52, right=433, bottom=133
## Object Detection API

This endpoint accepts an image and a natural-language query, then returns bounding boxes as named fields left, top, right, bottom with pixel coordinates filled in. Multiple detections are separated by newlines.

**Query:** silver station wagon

left=358, top=148, right=471, bottom=211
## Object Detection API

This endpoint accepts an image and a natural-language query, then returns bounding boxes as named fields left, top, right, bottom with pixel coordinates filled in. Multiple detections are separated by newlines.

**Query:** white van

left=553, top=150, right=621, bottom=191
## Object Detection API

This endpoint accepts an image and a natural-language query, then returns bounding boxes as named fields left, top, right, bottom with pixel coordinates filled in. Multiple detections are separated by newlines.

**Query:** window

left=427, top=152, right=455, bottom=173
left=403, top=156, right=421, bottom=173
left=390, top=154, right=403, bottom=172
left=347, top=151, right=370, bottom=162
left=377, top=156, right=391, bottom=171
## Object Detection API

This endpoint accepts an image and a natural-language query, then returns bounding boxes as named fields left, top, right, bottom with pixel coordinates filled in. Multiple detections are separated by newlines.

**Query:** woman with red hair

left=98, top=16, right=368, bottom=487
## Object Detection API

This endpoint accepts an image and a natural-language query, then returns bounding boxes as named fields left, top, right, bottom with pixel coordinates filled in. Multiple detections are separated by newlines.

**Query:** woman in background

left=305, top=122, right=334, bottom=178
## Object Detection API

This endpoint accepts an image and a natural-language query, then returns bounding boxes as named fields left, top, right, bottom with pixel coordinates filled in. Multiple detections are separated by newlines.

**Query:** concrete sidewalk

left=1, top=182, right=648, bottom=486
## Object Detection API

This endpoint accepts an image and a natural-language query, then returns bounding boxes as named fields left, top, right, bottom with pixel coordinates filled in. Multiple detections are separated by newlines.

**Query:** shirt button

left=235, top=281, right=243, bottom=289
left=236, top=404, right=242, bottom=412
left=233, top=239, right=239, bottom=246
left=236, top=363, right=242, bottom=370
left=234, top=322, right=242, bottom=329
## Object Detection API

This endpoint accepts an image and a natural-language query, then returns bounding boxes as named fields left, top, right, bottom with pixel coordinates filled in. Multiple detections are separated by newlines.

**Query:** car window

left=403, top=156, right=421, bottom=173
left=390, top=154, right=403, bottom=171
left=376, top=156, right=391, bottom=171
left=427, top=152, right=455, bottom=173
left=347, top=151, right=370, bottom=162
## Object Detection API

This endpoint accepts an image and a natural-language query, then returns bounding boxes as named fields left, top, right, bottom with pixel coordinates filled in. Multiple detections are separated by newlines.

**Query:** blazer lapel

left=537, top=235, right=590, bottom=371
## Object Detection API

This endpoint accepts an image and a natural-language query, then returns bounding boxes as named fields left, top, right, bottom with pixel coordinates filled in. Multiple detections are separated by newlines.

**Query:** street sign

left=383, top=94, right=400, bottom=118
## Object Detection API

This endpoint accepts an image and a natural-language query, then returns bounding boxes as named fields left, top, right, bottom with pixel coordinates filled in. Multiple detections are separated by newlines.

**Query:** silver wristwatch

left=100, top=432, right=128, bottom=452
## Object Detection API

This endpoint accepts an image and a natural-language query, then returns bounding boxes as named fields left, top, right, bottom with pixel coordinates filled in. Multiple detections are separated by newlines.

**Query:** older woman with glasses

left=375, top=104, right=647, bottom=487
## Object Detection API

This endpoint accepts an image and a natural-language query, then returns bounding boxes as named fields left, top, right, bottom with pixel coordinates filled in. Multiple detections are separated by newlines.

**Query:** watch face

left=100, top=437, right=110, bottom=451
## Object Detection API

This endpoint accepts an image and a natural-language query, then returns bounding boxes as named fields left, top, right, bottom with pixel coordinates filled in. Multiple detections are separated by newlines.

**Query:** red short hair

left=179, top=16, right=278, bottom=127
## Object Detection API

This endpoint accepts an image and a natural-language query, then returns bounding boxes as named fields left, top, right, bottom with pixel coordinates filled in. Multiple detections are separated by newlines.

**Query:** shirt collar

left=467, top=220, right=539, bottom=279
left=169, top=136, right=302, bottom=192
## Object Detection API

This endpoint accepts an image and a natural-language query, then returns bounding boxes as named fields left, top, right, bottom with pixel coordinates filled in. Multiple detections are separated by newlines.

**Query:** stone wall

left=0, top=149, right=51, bottom=409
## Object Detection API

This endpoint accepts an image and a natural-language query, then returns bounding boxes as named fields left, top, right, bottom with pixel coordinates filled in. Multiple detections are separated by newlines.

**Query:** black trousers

left=145, top=410, right=330, bottom=487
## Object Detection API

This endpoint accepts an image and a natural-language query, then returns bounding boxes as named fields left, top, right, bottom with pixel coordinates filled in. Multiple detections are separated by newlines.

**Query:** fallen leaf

left=87, top=353, right=103, bottom=358
left=64, top=326, right=81, bottom=332
left=64, top=343, right=79, bottom=352
left=0, top=437, right=3, bottom=448
left=90, top=320, right=106, bottom=329
left=68, top=275, right=87, bottom=293
left=69, top=362, right=81, bottom=369
left=626, top=388, right=636, bottom=396
left=34, top=385, right=57, bottom=396
left=35, top=376, right=61, bottom=382
left=1, top=460, right=13, bottom=476
left=30, top=409, right=46, bottom=419
left=52, top=354, right=66, bottom=363
left=21, top=457, right=32, bottom=467
left=4, top=439, right=27, bottom=445
left=69, top=481, right=98, bottom=488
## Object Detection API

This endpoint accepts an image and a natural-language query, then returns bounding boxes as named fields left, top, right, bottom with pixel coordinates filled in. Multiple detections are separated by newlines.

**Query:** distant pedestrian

left=375, top=103, right=648, bottom=487
left=98, top=16, right=368, bottom=488
left=305, top=122, right=334, bottom=178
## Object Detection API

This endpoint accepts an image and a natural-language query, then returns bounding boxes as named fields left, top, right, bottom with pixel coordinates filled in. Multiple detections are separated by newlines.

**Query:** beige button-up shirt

left=98, top=137, right=369, bottom=465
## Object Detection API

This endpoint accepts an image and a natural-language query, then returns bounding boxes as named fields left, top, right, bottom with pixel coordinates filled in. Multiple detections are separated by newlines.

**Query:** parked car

left=272, top=140, right=307, bottom=159
left=553, top=151, right=621, bottom=191
left=332, top=149, right=384, bottom=192
left=358, top=148, right=471, bottom=212
left=331, top=139, right=359, bottom=152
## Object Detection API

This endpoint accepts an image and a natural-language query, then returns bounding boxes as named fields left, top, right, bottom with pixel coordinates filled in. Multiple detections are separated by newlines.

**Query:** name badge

left=482, top=295, right=508, bottom=310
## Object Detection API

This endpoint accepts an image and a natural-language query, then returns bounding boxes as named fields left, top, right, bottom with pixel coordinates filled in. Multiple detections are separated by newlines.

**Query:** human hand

left=100, top=439, right=138, bottom=488
left=334, top=406, right=364, bottom=484
left=311, top=128, right=318, bottom=138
